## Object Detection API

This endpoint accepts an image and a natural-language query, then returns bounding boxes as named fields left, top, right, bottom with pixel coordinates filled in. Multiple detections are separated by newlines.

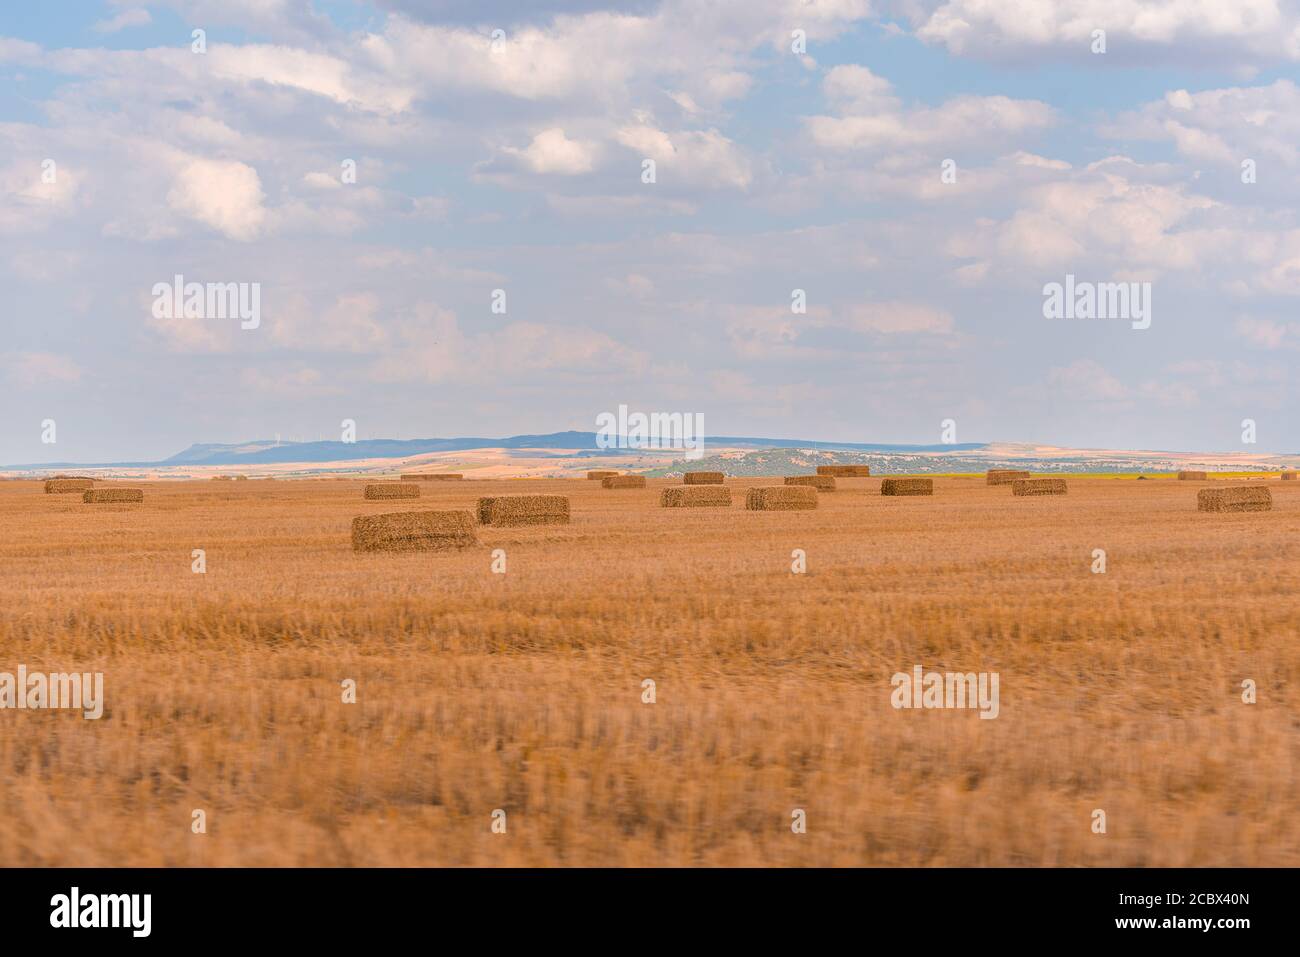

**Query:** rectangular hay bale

left=352, top=510, right=477, bottom=552
left=365, top=483, right=420, bottom=500
left=44, top=479, right=94, bottom=494
left=1178, top=470, right=1209, bottom=481
left=83, top=488, right=143, bottom=503
left=816, top=465, right=871, bottom=477
left=586, top=470, right=620, bottom=480
left=785, top=475, right=835, bottom=491
left=881, top=478, right=934, bottom=496
left=478, top=494, right=570, bottom=526
left=602, top=475, right=646, bottom=489
left=986, top=469, right=1031, bottom=485
left=1011, top=478, right=1067, bottom=496
left=1197, top=486, right=1272, bottom=513
left=1281, top=472, right=1296, bottom=481
left=660, top=486, right=732, bottom=508
left=683, top=471, right=725, bottom=485
left=745, top=486, right=817, bottom=510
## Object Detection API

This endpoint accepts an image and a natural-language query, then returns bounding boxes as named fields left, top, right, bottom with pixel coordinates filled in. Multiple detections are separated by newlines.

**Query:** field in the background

left=1, top=476, right=1296, bottom=866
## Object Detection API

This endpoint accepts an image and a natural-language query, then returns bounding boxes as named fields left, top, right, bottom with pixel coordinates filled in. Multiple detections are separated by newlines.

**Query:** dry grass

left=1012, top=479, right=1068, bottom=497
left=351, top=509, right=477, bottom=551
left=83, top=488, right=144, bottom=504
left=1198, top=486, right=1272, bottom=513
left=683, top=471, right=725, bottom=485
left=478, top=495, right=570, bottom=527
left=602, top=476, right=646, bottom=489
left=401, top=473, right=463, bottom=481
left=586, top=471, right=619, bottom=480
left=660, top=486, right=732, bottom=508
left=364, top=483, right=420, bottom=500
left=881, top=478, right=933, bottom=496
left=0, top=475, right=1297, bottom=866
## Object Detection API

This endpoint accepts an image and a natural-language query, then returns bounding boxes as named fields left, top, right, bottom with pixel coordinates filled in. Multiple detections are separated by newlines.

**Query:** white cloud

left=93, top=8, right=152, bottom=33
left=166, top=158, right=267, bottom=241
left=504, top=128, right=597, bottom=174
left=909, top=0, right=1300, bottom=65
left=2, top=352, right=83, bottom=386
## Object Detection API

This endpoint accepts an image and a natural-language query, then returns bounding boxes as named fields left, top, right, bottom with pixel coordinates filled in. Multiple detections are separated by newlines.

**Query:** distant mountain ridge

left=5, top=431, right=987, bottom=469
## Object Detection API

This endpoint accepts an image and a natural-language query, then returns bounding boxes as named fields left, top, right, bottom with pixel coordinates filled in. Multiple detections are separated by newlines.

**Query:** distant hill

left=4, top=432, right=988, bottom=469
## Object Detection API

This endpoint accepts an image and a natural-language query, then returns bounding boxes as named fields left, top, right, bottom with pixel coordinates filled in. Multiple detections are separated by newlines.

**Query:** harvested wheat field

left=683, top=471, right=725, bottom=485
left=401, top=473, right=463, bottom=481
left=586, top=470, right=619, bottom=480
left=602, top=475, right=646, bottom=489
left=0, top=475, right=1297, bottom=867
left=1178, top=471, right=1209, bottom=481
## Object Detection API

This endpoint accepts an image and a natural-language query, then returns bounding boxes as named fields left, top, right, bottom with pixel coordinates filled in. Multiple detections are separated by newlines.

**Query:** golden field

left=0, top=475, right=1296, bottom=866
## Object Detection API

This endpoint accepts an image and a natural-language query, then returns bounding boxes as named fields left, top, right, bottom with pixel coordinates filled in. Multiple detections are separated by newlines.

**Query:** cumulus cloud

left=503, top=128, right=598, bottom=174
left=807, top=67, right=1054, bottom=153
left=166, top=158, right=268, bottom=241
left=907, top=0, right=1300, bottom=66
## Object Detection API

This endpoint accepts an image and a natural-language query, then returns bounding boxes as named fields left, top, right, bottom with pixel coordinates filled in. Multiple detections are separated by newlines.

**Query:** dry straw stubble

left=1197, top=486, right=1272, bottom=512
left=586, top=470, right=619, bottom=480
left=602, top=476, right=646, bottom=489
left=1178, top=471, right=1209, bottom=481
left=1012, top=479, right=1068, bottom=496
left=745, top=486, right=817, bottom=510
left=478, top=495, right=570, bottom=526
left=351, top=510, right=477, bottom=552
left=365, top=483, right=420, bottom=500
left=400, top=473, right=463, bottom=481
left=683, top=471, right=725, bottom=485
left=661, top=486, right=732, bottom=508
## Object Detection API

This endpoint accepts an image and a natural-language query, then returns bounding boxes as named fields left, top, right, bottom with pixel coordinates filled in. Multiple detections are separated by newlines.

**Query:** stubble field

left=1, top=475, right=1296, bottom=866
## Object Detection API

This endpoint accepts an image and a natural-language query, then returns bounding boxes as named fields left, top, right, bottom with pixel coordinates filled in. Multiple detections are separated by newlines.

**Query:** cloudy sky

left=2, top=0, right=1298, bottom=463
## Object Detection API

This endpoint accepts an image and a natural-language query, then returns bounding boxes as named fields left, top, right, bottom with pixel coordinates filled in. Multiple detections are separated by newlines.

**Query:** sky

left=1, top=0, right=1298, bottom=463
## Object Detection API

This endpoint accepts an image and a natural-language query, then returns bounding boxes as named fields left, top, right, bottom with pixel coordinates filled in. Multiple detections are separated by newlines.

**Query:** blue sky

left=2, top=0, right=1298, bottom=462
